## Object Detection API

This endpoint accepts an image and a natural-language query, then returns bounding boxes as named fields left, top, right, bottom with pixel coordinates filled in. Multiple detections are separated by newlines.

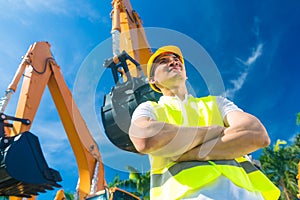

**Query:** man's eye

left=158, top=60, right=167, bottom=64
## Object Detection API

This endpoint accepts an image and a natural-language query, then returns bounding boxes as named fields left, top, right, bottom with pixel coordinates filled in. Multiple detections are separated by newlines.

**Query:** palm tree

left=108, top=166, right=150, bottom=199
left=295, top=112, right=300, bottom=199
left=64, top=191, right=75, bottom=200
left=296, top=112, right=300, bottom=126
left=260, top=110, right=300, bottom=200
left=260, top=137, right=299, bottom=200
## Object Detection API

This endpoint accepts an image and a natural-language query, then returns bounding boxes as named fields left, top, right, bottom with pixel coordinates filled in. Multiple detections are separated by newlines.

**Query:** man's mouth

left=170, top=67, right=181, bottom=72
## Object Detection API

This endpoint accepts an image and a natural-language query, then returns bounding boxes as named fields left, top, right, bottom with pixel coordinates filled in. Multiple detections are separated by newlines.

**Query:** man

left=129, top=45, right=280, bottom=200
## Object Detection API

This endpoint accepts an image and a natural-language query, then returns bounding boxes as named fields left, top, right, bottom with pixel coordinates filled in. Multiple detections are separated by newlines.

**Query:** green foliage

left=64, top=191, right=75, bottom=200
left=260, top=133, right=300, bottom=200
left=108, top=166, right=150, bottom=200
left=296, top=112, right=300, bottom=126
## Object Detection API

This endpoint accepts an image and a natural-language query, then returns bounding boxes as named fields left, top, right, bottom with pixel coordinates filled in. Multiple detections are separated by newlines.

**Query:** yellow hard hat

left=147, top=45, right=184, bottom=93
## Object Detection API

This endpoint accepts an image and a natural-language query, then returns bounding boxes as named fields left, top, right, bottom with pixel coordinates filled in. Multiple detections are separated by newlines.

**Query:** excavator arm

left=111, top=0, right=152, bottom=77
left=1, top=41, right=104, bottom=199
left=101, top=0, right=161, bottom=153
left=0, top=0, right=155, bottom=199
left=111, top=2, right=300, bottom=198
left=0, top=41, right=139, bottom=200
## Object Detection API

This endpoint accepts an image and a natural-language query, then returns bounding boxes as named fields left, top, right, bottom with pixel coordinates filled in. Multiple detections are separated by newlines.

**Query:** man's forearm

left=175, top=129, right=259, bottom=161
left=175, top=113, right=270, bottom=161
left=129, top=118, right=224, bottom=157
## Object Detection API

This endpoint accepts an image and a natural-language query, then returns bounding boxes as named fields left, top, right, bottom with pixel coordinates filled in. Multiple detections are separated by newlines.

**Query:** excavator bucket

left=0, top=131, right=62, bottom=197
left=101, top=52, right=161, bottom=153
left=101, top=76, right=161, bottom=153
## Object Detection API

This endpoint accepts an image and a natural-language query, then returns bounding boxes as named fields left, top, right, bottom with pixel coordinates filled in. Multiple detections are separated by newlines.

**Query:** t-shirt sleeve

left=216, top=96, right=243, bottom=120
left=131, top=101, right=156, bottom=122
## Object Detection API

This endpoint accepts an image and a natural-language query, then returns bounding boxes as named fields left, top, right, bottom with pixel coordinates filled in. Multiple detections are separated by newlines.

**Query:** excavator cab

left=0, top=112, right=62, bottom=198
left=85, top=187, right=140, bottom=200
left=101, top=51, right=161, bottom=153
left=85, top=189, right=109, bottom=200
left=109, top=187, right=140, bottom=200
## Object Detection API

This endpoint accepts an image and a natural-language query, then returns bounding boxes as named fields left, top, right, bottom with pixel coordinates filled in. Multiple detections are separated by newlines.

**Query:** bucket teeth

left=0, top=131, right=62, bottom=197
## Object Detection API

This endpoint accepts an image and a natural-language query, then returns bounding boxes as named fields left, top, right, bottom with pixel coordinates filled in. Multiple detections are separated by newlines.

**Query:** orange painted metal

left=6, top=42, right=105, bottom=199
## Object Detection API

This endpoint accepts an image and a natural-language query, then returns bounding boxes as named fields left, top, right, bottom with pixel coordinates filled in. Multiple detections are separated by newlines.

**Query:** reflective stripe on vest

left=151, top=159, right=259, bottom=188
left=149, top=95, right=280, bottom=200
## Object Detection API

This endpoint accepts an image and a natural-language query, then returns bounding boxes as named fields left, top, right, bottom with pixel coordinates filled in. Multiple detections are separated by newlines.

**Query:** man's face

left=150, top=53, right=187, bottom=90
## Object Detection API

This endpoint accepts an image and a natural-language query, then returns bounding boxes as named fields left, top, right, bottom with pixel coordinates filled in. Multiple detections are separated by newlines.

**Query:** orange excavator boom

left=1, top=41, right=105, bottom=199
left=0, top=41, right=139, bottom=200
left=0, top=0, right=155, bottom=199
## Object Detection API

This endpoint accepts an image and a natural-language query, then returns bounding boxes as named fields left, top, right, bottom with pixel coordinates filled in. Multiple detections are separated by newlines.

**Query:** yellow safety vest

left=149, top=95, right=280, bottom=200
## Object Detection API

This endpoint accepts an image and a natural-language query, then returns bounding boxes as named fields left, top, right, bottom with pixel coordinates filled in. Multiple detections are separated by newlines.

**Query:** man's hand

left=129, top=117, right=224, bottom=157
left=174, top=111, right=270, bottom=161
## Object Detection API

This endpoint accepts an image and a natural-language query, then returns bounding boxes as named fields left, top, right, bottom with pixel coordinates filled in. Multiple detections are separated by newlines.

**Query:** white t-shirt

left=131, top=95, right=242, bottom=122
left=131, top=95, right=264, bottom=200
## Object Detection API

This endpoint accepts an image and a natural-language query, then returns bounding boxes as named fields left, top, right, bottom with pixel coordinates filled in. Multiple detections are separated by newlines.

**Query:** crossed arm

left=129, top=110, right=270, bottom=161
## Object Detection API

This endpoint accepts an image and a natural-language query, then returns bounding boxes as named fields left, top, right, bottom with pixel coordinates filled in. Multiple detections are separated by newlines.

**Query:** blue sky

left=0, top=0, right=299, bottom=199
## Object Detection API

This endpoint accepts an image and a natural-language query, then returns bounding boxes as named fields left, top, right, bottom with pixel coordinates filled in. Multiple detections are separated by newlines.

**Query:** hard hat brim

left=147, top=45, right=184, bottom=93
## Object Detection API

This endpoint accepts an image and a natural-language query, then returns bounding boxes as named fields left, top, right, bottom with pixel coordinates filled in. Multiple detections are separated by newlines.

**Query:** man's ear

left=149, top=77, right=156, bottom=84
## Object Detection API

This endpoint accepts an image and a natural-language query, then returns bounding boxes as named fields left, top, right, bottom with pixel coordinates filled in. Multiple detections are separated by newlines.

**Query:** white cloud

left=23, top=0, right=69, bottom=15
left=0, top=0, right=102, bottom=22
left=225, top=43, right=263, bottom=99
left=252, top=17, right=261, bottom=37
left=243, top=43, right=263, bottom=66
left=29, top=119, right=77, bottom=169
left=288, top=131, right=299, bottom=144
left=225, top=72, right=247, bottom=98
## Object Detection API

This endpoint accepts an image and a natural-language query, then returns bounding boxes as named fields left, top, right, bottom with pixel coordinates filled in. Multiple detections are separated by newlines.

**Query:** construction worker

left=129, top=45, right=280, bottom=200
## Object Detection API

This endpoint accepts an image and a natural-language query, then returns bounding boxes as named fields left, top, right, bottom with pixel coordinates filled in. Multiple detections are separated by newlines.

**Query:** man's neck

left=162, top=85, right=188, bottom=101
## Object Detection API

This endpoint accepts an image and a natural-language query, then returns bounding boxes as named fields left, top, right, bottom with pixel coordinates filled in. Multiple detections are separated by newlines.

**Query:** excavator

left=0, top=0, right=158, bottom=199
left=1, top=0, right=299, bottom=199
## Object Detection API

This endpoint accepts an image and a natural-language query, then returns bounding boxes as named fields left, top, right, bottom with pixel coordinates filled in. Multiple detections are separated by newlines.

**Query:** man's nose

left=168, top=59, right=179, bottom=66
